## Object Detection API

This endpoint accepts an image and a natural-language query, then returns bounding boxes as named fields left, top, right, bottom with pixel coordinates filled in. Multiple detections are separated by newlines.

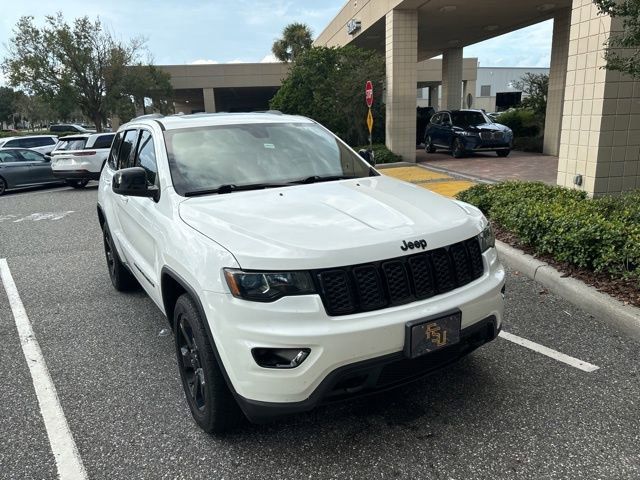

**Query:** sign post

left=365, top=81, right=373, bottom=152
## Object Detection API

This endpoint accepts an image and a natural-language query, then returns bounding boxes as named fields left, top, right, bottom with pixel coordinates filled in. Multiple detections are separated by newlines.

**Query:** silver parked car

left=0, top=148, right=63, bottom=195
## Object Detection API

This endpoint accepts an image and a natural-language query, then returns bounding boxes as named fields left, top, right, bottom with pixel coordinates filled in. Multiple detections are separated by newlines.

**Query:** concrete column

left=203, top=88, right=216, bottom=113
left=543, top=8, right=571, bottom=156
left=385, top=9, right=418, bottom=162
left=428, top=86, right=439, bottom=110
left=442, top=48, right=463, bottom=110
left=557, top=0, right=640, bottom=195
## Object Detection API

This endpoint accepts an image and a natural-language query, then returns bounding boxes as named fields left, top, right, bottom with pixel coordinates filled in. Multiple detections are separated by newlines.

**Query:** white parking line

left=499, top=330, right=599, bottom=373
left=0, top=259, right=88, bottom=480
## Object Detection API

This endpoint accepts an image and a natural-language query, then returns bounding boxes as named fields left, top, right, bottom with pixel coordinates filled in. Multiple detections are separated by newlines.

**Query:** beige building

left=159, top=58, right=477, bottom=116
left=315, top=0, right=640, bottom=196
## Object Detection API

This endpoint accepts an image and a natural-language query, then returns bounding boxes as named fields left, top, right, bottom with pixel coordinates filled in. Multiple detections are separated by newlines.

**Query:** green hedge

left=355, top=143, right=403, bottom=164
left=457, top=182, right=640, bottom=280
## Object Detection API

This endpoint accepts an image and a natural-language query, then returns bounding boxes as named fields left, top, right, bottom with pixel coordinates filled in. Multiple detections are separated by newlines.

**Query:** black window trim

left=134, top=127, right=159, bottom=191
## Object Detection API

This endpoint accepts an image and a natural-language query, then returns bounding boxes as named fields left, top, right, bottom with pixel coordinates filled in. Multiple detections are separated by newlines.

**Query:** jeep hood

left=179, top=175, right=484, bottom=270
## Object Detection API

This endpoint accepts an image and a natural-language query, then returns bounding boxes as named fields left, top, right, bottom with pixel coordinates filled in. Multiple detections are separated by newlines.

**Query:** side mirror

left=112, top=167, right=159, bottom=201
left=358, top=149, right=376, bottom=167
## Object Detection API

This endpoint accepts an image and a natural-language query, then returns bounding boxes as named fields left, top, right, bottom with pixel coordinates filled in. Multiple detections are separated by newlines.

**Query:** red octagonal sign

left=365, top=80, right=373, bottom=108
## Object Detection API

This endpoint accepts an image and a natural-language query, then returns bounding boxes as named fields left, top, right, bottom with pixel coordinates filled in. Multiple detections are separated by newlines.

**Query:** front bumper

left=460, top=136, right=512, bottom=151
left=239, top=315, right=499, bottom=423
left=202, top=248, right=505, bottom=419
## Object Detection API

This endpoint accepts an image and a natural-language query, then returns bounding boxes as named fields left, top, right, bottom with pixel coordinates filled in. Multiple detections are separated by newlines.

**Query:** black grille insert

left=317, top=237, right=485, bottom=316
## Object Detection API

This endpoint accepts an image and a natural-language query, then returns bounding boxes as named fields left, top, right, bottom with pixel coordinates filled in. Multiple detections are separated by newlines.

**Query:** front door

left=0, top=150, right=33, bottom=187
left=114, top=129, right=163, bottom=304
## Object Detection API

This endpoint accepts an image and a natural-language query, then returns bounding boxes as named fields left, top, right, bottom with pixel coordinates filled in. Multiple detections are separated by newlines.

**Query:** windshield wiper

left=184, top=182, right=292, bottom=197
left=292, top=175, right=359, bottom=184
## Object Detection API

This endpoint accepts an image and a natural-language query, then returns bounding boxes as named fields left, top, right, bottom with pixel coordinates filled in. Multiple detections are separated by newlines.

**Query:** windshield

left=451, top=111, right=491, bottom=127
left=55, top=138, right=87, bottom=151
left=164, top=122, right=373, bottom=195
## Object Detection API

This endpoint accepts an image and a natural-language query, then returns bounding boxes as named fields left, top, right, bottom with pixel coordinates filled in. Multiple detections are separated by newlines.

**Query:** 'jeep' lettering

left=401, top=239, right=428, bottom=251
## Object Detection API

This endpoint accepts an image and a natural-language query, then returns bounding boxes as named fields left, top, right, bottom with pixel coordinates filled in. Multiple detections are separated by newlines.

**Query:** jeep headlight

left=478, top=224, right=495, bottom=252
left=224, top=269, right=315, bottom=302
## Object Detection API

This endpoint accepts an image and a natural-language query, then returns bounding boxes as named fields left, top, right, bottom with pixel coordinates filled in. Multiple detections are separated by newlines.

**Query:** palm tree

left=272, top=23, right=313, bottom=62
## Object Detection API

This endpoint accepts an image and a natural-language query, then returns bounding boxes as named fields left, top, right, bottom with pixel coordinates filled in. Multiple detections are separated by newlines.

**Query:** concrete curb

left=375, top=162, right=415, bottom=169
left=496, top=240, right=640, bottom=342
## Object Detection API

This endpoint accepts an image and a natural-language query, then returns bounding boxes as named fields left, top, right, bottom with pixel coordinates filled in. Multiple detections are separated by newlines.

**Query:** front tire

left=496, top=149, right=510, bottom=157
left=452, top=138, right=466, bottom=158
left=102, top=225, right=138, bottom=291
left=174, top=294, right=241, bottom=434
left=425, top=136, right=436, bottom=153
left=66, top=179, right=90, bottom=189
left=0, top=177, right=6, bottom=196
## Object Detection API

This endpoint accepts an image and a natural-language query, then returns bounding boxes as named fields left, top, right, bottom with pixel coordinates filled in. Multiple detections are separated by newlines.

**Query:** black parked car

left=0, top=148, right=63, bottom=195
left=424, top=109, right=513, bottom=158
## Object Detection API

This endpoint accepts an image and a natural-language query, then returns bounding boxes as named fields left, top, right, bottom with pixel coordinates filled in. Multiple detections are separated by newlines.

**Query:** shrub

left=496, top=109, right=540, bottom=137
left=355, top=143, right=403, bottom=164
left=457, top=182, right=640, bottom=280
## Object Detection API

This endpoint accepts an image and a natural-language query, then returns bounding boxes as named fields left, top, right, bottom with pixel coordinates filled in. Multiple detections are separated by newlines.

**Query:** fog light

left=252, top=348, right=310, bottom=369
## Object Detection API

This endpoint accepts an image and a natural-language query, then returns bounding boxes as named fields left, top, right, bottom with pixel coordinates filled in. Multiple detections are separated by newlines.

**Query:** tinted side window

left=431, top=114, right=441, bottom=125
left=0, top=151, right=20, bottom=162
left=4, top=139, right=24, bottom=147
left=118, top=130, right=138, bottom=169
left=135, top=131, right=157, bottom=185
left=92, top=134, right=115, bottom=149
left=19, top=150, right=44, bottom=161
left=108, top=132, right=124, bottom=169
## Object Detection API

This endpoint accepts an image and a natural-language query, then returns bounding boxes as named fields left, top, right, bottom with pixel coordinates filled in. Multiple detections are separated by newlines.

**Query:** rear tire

left=174, top=294, right=241, bottom=434
left=496, top=149, right=510, bottom=157
left=102, top=225, right=138, bottom=291
left=0, top=177, right=6, bottom=196
left=66, top=179, right=90, bottom=189
left=425, top=136, right=436, bottom=154
left=452, top=138, right=466, bottom=158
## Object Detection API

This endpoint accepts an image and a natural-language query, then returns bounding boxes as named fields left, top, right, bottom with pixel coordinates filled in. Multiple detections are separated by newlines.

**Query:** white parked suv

left=97, top=112, right=505, bottom=433
left=0, top=135, right=58, bottom=155
left=51, top=133, right=115, bottom=187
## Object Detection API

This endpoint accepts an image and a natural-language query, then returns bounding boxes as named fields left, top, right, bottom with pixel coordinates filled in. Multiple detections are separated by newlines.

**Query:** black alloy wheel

left=452, top=138, right=465, bottom=158
left=173, top=294, right=241, bottom=434
left=0, top=177, right=6, bottom=196
left=176, top=315, right=207, bottom=413
left=102, top=226, right=137, bottom=291
left=425, top=136, right=436, bottom=153
left=66, top=179, right=90, bottom=188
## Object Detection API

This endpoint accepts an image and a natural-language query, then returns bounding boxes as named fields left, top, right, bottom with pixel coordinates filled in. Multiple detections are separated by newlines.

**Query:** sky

left=0, top=0, right=553, bottom=72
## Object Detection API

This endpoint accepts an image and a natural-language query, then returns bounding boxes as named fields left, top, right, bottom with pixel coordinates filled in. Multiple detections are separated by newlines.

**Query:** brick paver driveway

left=417, top=149, right=559, bottom=184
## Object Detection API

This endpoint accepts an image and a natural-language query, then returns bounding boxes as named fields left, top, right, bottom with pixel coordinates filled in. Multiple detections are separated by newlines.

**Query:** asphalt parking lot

left=1, top=185, right=639, bottom=480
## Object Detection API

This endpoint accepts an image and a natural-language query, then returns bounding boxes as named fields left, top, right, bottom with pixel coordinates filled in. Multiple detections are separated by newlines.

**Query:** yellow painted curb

left=381, top=166, right=451, bottom=183
left=422, top=180, right=476, bottom=198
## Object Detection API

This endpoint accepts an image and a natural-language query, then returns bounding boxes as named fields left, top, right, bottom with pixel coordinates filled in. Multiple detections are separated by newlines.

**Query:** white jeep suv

left=97, top=112, right=505, bottom=433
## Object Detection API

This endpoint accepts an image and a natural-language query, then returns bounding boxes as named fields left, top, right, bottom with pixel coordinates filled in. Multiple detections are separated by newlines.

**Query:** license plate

left=404, top=311, right=461, bottom=359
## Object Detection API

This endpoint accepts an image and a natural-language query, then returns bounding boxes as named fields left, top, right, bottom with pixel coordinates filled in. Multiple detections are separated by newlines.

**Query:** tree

left=3, top=13, right=171, bottom=131
left=270, top=46, right=385, bottom=146
left=594, top=0, right=640, bottom=78
left=0, top=87, right=16, bottom=128
left=272, top=23, right=313, bottom=62
left=514, top=73, right=549, bottom=117
left=14, top=92, right=54, bottom=129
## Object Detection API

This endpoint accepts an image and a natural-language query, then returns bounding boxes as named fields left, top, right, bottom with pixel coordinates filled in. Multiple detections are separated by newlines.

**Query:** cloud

left=260, top=54, right=279, bottom=63
left=466, top=20, right=553, bottom=68
left=190, top=59, right=219, bottom=65
left=227, top=59, right=244, bottom=64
